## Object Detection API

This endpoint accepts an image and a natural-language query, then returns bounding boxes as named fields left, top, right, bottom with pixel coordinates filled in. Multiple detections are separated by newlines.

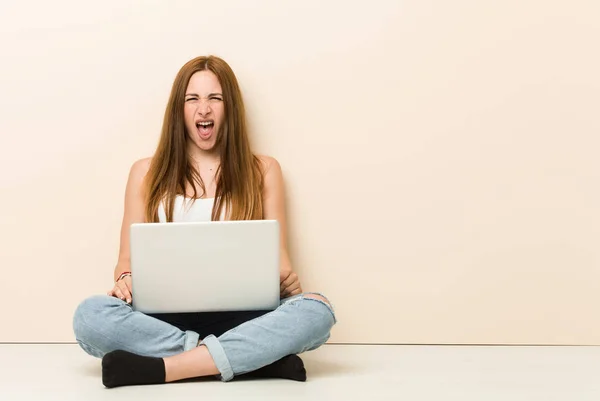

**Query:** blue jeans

left=72, top=293, right=336, bottom=382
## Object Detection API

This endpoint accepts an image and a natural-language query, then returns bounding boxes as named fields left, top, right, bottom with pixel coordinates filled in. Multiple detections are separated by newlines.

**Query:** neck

left=187, top=143, right=220, bottom=167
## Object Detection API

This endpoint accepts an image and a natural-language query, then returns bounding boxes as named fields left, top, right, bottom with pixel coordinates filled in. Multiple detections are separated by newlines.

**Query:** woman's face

left=184, top=70, right=225, bottom=154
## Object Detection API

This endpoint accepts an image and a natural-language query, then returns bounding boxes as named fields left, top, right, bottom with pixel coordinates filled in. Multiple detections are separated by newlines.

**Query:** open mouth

left=196, top=120, right=214, bottom=138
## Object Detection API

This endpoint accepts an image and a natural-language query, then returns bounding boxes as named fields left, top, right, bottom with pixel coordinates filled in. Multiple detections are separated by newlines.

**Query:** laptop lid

left=129, top=220, right=280, bottom=313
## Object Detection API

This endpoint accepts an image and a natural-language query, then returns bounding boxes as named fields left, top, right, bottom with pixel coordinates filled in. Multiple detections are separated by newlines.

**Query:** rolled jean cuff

left=183, top=330, right=200, bottom=352
left=199, top=334, right=234, bottom=382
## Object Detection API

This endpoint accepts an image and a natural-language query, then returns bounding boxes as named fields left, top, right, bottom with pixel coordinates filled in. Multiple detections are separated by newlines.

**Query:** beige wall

left=1, top=0, right=599, bottom=344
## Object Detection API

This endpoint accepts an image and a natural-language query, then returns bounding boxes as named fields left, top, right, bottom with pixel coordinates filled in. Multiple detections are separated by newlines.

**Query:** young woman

left=73, top=55, right=336, bottom=388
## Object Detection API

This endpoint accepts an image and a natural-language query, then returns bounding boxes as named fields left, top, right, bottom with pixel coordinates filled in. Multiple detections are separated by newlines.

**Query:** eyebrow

left=185, top=93, right=223, bottom=97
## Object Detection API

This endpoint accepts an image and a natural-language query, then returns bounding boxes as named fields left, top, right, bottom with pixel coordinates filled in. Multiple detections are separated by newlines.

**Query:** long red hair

left=143, top=56, right=264, bottom=222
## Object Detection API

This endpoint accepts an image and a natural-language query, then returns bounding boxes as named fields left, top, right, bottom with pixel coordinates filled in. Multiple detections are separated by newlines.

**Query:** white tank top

left=158, top=196, right=219, bottom=222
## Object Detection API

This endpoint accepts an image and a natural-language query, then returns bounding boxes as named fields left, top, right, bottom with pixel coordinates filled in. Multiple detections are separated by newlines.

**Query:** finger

left=282, top=281, right=302, bottom=298
left=288, top=287, right=302, bottom=296
left=280, top=270, right=291, bottom=286
left=280, top=273, right=297, bottom=291
left=123, top=277, right=133, bottom=295
left=280, top=271, right=295, bottom=287
left=112, top=287, right=125, bottom=301
left=281, top=278, right=300, bottom=296
left=117, top=284, right=132, bottom=304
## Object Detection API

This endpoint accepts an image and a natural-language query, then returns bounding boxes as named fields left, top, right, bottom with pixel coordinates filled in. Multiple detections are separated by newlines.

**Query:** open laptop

left=129, top=220, right=280, bottom=314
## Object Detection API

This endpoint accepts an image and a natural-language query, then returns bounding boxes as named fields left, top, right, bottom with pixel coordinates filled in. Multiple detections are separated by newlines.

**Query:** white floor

left=1, top=344, right=599, bottom=400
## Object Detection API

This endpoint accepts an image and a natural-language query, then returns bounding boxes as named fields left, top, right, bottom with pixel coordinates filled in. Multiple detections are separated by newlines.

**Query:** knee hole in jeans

left=303, top=294, right=332, bottom=308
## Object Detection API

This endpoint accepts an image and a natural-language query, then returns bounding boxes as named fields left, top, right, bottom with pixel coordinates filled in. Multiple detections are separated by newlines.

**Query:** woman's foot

left=102, top=350, right=165, bottom=388
left=243, top=354, right=306, bottom=381
left=102, top=350, right=306, bottom=388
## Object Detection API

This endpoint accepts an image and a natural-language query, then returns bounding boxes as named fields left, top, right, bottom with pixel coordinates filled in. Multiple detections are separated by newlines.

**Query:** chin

left=195, top=141, right=218, bottom=153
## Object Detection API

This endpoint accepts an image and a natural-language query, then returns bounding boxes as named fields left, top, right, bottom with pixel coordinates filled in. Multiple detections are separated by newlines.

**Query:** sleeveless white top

left=158, top=196, right=220, bottom=222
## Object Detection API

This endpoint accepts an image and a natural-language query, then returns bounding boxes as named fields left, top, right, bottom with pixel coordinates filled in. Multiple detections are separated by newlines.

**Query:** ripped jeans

left=72, top=293, right=336, bottom=381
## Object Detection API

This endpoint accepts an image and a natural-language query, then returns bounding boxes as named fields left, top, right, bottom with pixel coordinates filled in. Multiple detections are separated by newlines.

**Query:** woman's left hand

left=280, top=269, right=302, bottom=298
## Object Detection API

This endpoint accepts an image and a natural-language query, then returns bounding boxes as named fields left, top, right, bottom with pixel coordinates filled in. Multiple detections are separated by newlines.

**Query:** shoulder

left=256, top=155, right=282, bottom=177
left=126, top=157, right=152, bottom=189
left=130, top=157, right=152, bottom=177
left=256, top=155, right=284, bottom=197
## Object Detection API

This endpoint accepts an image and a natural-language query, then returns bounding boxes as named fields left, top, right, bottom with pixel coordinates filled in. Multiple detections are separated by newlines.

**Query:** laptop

left=129, top=220, right=280, bottom=314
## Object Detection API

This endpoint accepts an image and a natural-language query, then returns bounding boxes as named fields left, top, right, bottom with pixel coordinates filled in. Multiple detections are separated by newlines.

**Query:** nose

left=197, top=99, right=211, bottom=116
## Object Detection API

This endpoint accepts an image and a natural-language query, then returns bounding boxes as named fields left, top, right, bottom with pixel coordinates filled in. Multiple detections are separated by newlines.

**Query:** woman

left=73, top=55, right=336, bottom=388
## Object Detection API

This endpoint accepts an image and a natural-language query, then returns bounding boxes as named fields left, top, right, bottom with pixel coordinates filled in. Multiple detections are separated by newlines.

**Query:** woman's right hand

left=108, top=275, right=132, bottom=304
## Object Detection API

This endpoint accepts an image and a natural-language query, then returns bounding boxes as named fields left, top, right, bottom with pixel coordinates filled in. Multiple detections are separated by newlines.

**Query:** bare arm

left=108, top=158, right=151, bottom=302
left=260, top=156, right=302, bottom=297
